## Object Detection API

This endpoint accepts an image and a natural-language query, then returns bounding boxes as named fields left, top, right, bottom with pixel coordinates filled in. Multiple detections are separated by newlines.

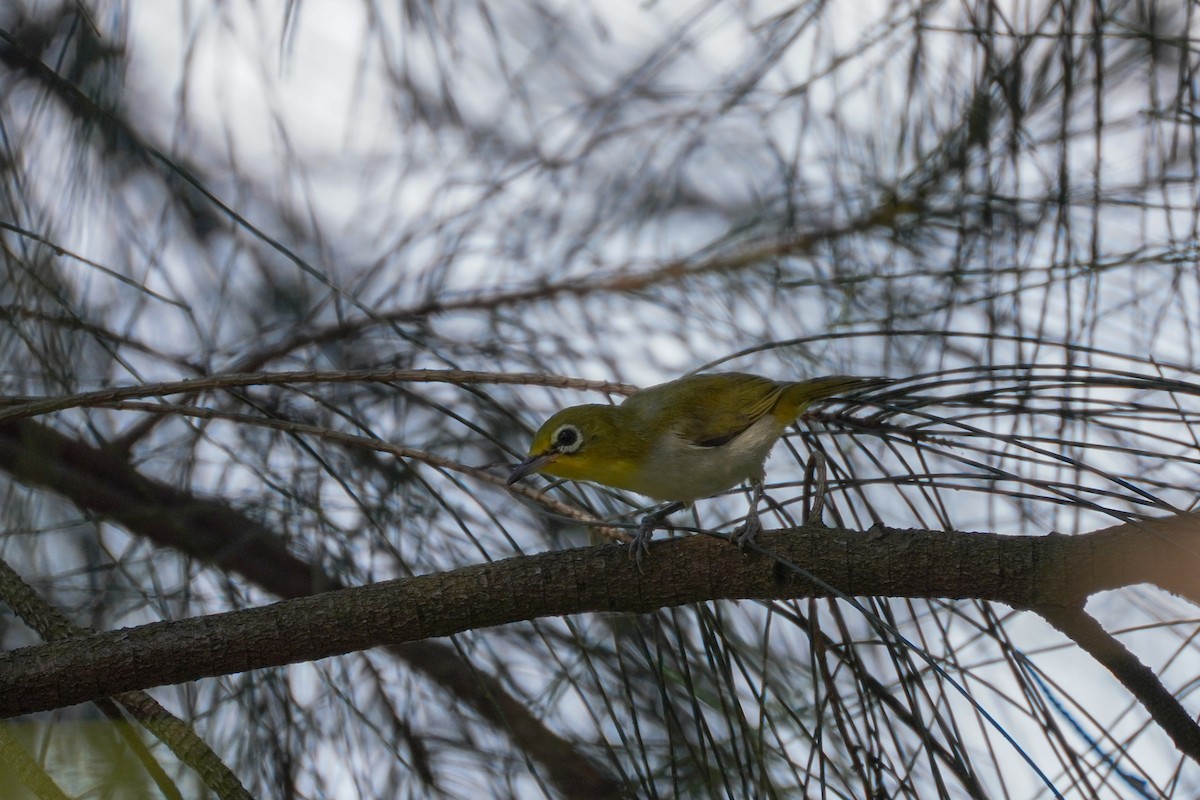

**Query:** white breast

left=631, top=415, right=786, bottom=502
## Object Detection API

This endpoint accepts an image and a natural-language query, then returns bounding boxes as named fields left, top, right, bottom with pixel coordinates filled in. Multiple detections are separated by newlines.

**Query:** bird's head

left=507, top=404, right=640, bottom=490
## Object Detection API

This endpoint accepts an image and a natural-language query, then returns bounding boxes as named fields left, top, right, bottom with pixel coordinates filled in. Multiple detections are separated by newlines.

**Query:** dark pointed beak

left=507, top=452, right=557, bottom=485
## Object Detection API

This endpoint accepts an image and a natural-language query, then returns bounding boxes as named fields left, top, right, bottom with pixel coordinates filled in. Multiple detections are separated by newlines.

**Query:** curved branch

left=0, top=368, right=637, bottom=424
left=1035, top=604, right=1200, bottom=764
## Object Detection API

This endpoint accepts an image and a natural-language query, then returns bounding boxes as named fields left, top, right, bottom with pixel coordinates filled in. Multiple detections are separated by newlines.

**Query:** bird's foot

left=627, top=502, right=685, bottom=572
left=629, top=518, right=656, bottom=572
left=732, top=512, right=763, bottom=551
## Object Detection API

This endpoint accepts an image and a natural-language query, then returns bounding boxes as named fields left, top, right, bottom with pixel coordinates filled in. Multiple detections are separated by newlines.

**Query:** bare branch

left=2, top=517, right=1198, bottom=744
left=1036, top=603, right=1200, bottom=766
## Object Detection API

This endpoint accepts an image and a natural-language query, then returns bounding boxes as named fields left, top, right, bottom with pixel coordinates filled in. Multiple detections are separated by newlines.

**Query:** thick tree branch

left=1, top=516, right=1198, bottom=730
left=0, top=419, right=621, bottom=800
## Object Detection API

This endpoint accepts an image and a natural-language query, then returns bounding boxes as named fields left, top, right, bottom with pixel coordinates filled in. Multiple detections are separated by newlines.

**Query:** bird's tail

left=777, top=375, right=888, bottom=420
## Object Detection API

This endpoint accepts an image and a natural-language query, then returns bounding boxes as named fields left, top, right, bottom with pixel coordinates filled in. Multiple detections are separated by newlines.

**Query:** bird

left=507, top=372, right=880, bottom=563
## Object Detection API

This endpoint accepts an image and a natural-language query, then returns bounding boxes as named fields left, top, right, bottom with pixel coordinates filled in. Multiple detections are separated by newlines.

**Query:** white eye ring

left=552, top=424, right=583, bottom=454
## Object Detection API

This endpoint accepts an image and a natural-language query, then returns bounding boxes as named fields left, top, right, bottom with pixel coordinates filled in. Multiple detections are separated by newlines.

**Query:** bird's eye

left=552, top=424, right=582, bottom=453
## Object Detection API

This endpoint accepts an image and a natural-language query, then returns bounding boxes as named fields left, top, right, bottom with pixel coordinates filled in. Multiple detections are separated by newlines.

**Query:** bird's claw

left=626, top=503, right=686, bottom=572
left=732, top=513, right=762, bottom=550
left=628, top=517, right=657, bottom=572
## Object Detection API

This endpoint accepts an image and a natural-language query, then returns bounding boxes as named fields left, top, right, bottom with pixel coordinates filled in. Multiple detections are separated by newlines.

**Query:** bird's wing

left=624, top=373, right=785, bottom=448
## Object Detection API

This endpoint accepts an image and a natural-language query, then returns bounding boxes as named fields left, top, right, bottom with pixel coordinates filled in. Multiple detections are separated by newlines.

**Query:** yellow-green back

left=624, top=372, right=872, bottom=444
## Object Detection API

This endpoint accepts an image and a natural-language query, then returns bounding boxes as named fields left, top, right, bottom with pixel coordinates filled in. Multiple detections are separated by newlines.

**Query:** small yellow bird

left=508, top=372, right=879, bottom=561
